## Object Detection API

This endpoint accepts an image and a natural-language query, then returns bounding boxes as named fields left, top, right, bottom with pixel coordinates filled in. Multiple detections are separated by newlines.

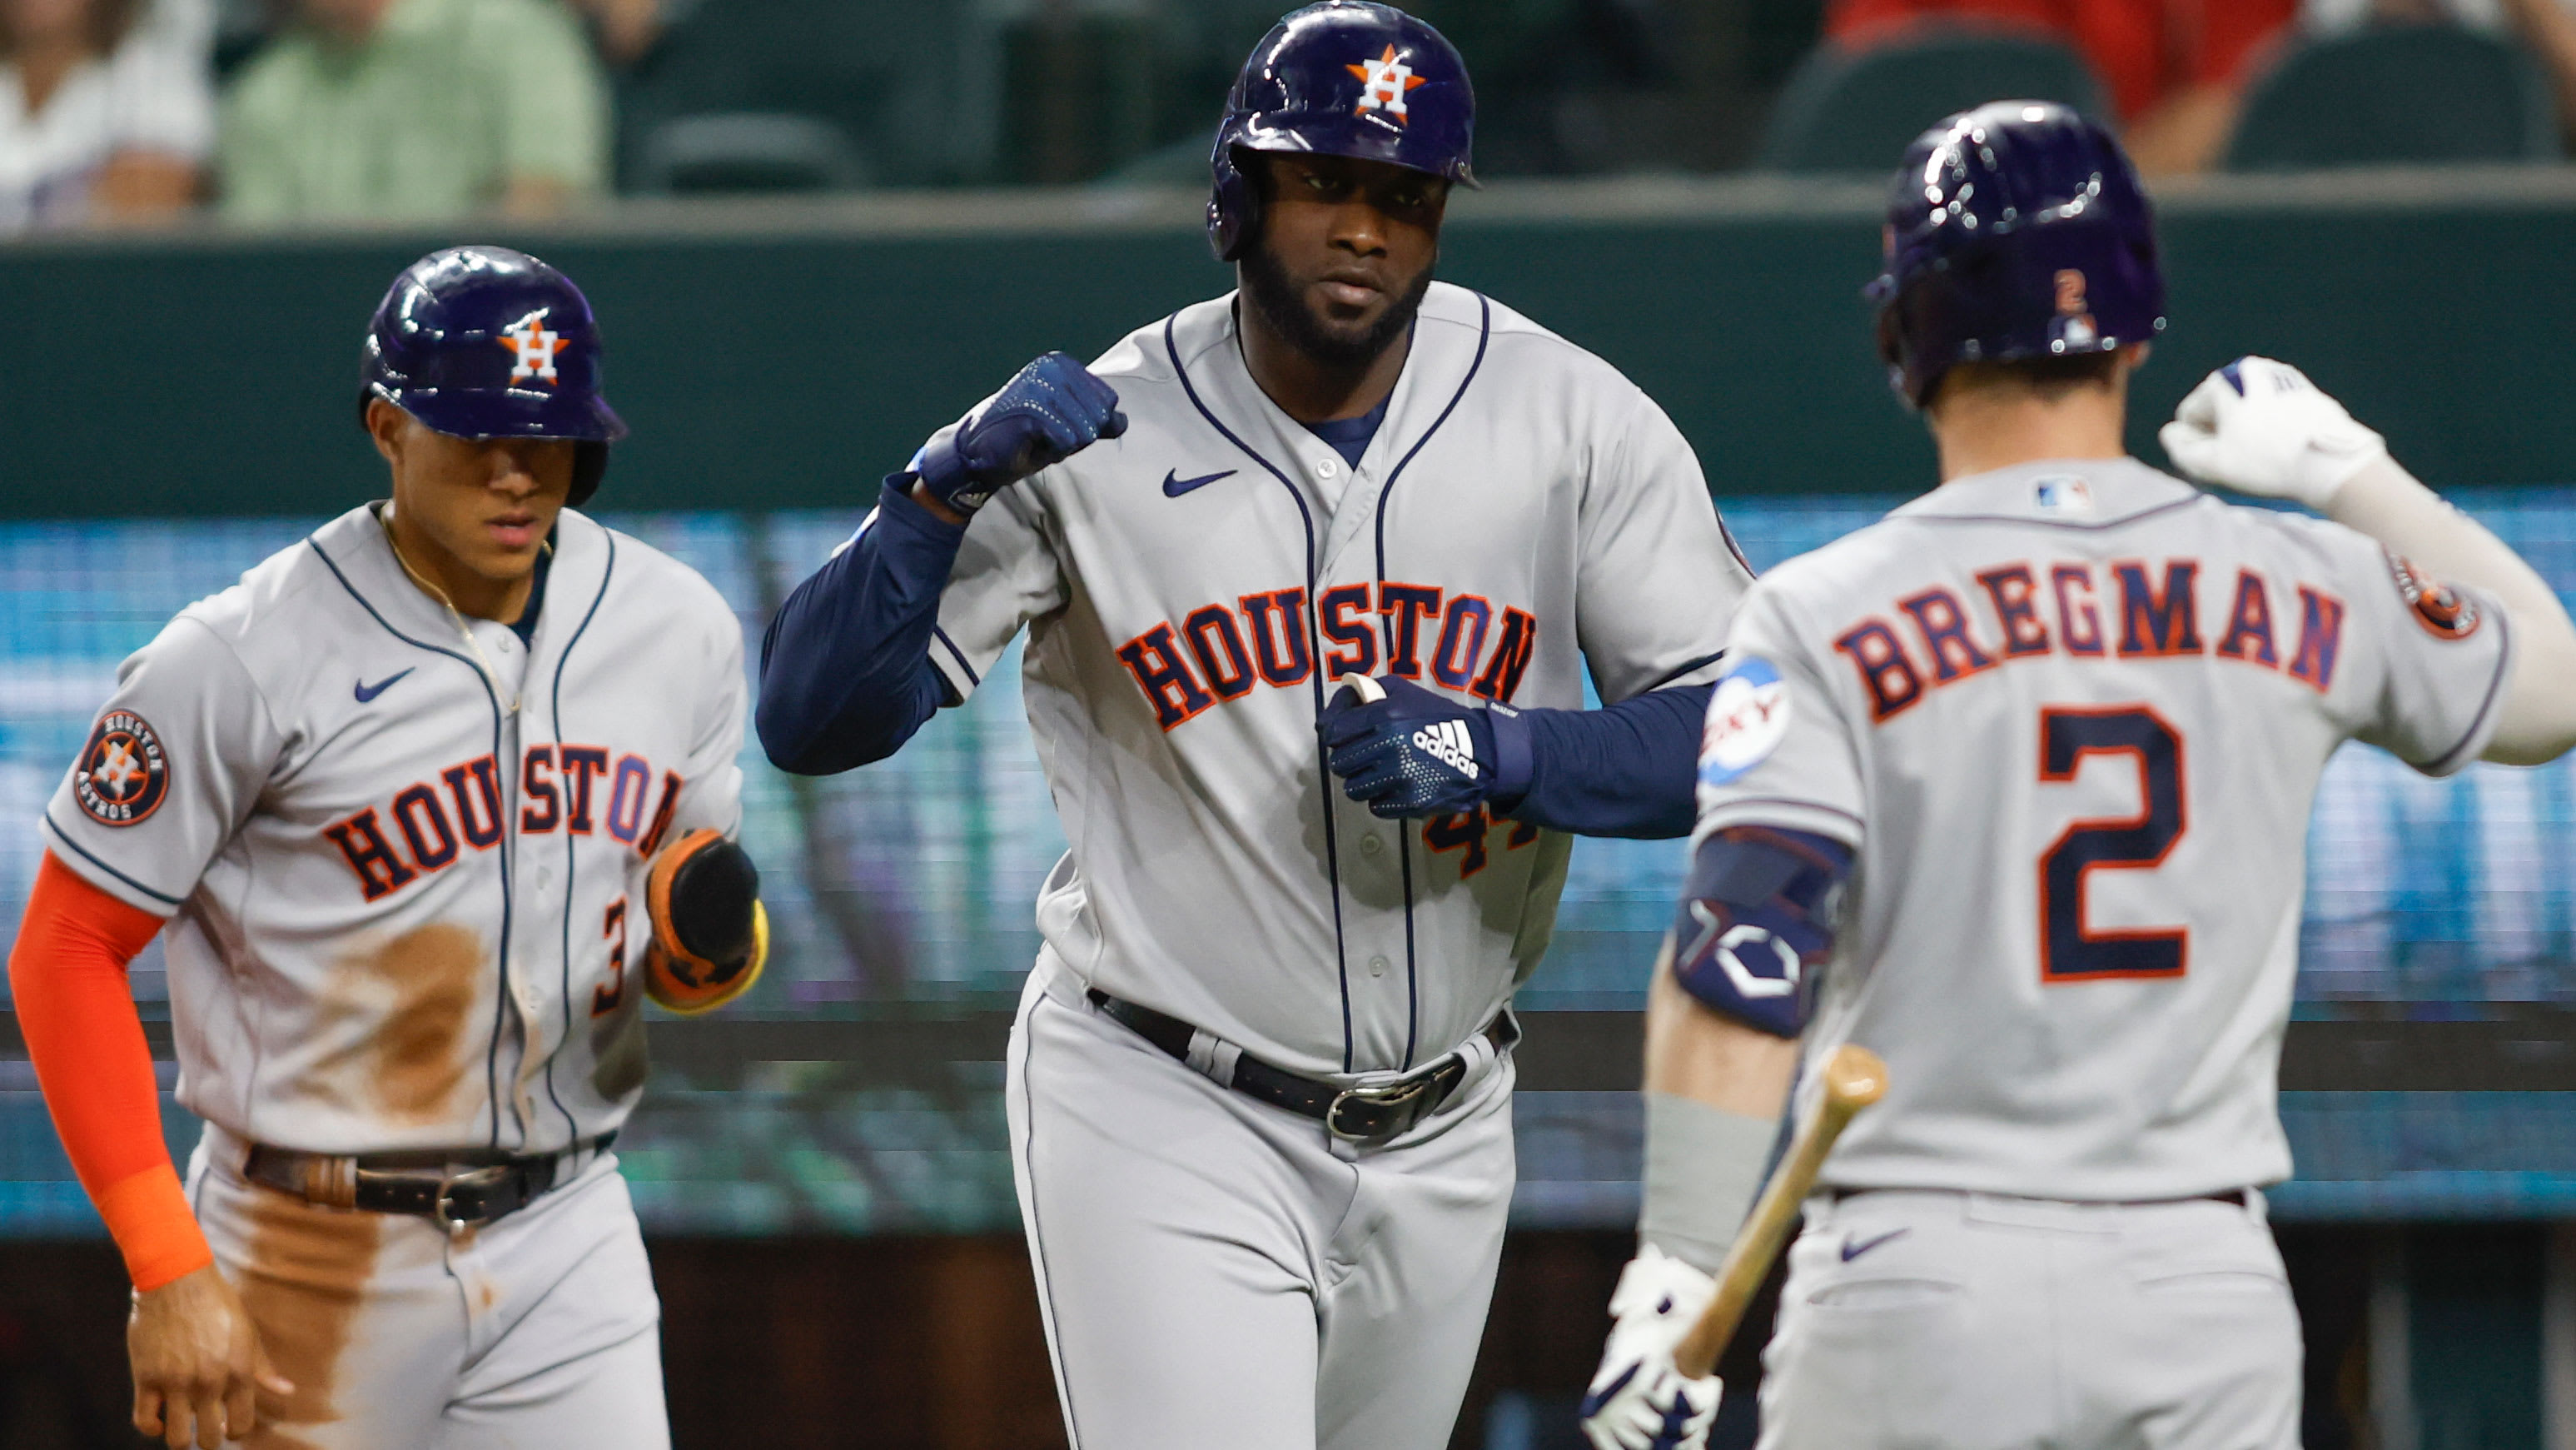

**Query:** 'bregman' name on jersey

left=1821, top=556, right=2409, bottom=721
left=325, top=745, right=684, bottom=902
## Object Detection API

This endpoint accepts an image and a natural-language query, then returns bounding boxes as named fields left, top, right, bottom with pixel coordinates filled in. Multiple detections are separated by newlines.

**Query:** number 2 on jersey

left=2036, top=706, right=2187, bottom=982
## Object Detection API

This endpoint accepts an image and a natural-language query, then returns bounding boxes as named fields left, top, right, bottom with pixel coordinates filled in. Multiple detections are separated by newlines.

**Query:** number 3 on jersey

left=2036, top=706, right=2187, bottom=982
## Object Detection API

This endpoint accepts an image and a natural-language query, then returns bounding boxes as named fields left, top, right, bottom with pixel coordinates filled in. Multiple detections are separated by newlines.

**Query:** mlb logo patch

left=1699, top=656, right=1790, bottom=788
left=2032, top=476, right=2093, bottom=515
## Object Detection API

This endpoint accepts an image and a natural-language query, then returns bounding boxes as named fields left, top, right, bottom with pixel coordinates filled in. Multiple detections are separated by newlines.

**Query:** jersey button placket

left=1369, top=954, right=1389, bottom=979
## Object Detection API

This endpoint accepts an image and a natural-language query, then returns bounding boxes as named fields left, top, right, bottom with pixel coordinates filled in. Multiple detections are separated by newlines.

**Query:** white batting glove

left=1579, top=1245, right=1725, bottom=1450
left=2158, top=356, right=2388, bottom=511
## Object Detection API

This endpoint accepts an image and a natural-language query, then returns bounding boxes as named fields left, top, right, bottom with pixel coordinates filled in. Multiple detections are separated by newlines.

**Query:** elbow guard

left=1668, top=825, right=1852, bottom=1038
left=644, top=830, right=768, bottom=1014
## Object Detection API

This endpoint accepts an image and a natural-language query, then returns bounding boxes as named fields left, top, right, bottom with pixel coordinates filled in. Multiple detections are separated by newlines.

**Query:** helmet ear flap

left=569, top=441, right=609, bottom=510
left=1207, top=143, right=1261, bottom=262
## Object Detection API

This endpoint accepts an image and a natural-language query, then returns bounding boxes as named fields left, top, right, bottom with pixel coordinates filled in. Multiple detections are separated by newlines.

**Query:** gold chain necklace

left=377, top=504, right=535, bottom=716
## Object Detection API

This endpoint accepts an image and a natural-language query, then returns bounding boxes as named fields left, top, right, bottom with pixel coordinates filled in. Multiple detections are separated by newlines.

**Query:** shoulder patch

left=73, top=710, right=170, bottom=826
left=1700, top=657, right=1790, bottom=788
left=2385, top=551, right=2481, bottom=640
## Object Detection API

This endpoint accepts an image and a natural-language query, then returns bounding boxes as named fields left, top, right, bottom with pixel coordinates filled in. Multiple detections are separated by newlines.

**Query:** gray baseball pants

left=1758, top=1188, right=2301, bottom=1449
left=1007, top=952, right=1516, bottom=1450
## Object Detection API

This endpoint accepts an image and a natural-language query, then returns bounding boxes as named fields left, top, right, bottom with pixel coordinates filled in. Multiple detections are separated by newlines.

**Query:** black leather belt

left=243, top=1133, right=615, bottom=1229
left=1088, top=989, right=1505, bottom=1146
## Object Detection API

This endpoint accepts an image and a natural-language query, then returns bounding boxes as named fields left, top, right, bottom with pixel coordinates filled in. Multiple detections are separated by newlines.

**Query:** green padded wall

left=0, top=182, right=2568, bottom=519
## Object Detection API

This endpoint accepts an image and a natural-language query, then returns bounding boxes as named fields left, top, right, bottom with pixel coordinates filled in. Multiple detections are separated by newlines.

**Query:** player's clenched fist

left=1579, top=1246, right=1724, bottom=1450
left=1321, top=675, right=1501, bottom=819
left=2159, top=355, right=2388, bottom=511
left=911, top=351, right=1128, bottom=516
left=128, top=1263, right=293, bottom=1449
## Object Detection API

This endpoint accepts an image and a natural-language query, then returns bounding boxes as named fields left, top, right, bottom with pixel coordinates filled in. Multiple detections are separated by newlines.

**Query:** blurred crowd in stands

left=3, top=0, right=2575, bottom=234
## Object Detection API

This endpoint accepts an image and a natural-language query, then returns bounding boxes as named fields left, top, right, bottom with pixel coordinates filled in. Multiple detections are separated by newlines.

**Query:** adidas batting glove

left=1321, top=675, right=1498, bottom=820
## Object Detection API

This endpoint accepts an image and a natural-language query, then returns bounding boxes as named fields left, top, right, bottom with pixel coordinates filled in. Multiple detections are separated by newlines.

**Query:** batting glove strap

left=2159, top=355, right=2387, bottom=512
left=1581, top=1247, right=1725, bottom=1450
left=1320, top=675, right=1498, bottom=819
left=911, top=351, right=1127, bottom=516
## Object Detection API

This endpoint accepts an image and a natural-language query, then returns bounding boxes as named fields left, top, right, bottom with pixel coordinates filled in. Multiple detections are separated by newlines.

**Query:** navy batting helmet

left=1206, top=2, right=1476, bottom=262
left=360, top=246, right=627, bottom=507
left=1870, top=101, right=2166, bottom=409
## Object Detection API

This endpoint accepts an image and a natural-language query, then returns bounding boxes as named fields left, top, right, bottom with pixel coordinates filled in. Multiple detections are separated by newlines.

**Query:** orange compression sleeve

left=7, top=850, right=209, bottom=1290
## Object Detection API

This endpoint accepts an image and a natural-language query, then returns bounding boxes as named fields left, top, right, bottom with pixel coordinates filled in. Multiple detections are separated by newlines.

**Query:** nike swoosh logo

left=1840, top=1228, right=1908, bottom=1263
left=354, top=669, right=415, bottom=703
left=1161, top=468, right=1238, bottom=498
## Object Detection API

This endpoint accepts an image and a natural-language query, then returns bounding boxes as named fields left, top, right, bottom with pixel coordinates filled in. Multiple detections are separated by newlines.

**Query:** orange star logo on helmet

left=499, top=311, right=568, bottom=386
left=1348, top=43, right=1427, bottom=122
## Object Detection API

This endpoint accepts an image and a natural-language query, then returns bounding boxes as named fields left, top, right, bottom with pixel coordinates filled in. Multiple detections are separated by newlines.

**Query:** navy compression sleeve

left=756, top=478, right=962, bottom=775
left=1485, top=681, right=1713, bottom=840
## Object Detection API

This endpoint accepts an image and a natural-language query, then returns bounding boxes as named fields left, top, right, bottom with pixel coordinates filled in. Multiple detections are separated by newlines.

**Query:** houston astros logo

left=73, top=710, right=169, bottom=826
left=500, top=312, right=567, bottom=385
left=1348, top=44, right=1426, bottom=120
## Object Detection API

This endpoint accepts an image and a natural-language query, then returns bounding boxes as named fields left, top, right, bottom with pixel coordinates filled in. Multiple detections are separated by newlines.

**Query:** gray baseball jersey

left=928, top=281, right=1751, bottom=1076
left=1695, top=458, right=2509, bottom=1199
left=43, top=504, right=745, bottom=1157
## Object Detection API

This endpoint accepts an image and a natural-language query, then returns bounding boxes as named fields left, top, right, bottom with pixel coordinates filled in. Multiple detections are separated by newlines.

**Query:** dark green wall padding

left=1, top=191, right=2568, bottom=520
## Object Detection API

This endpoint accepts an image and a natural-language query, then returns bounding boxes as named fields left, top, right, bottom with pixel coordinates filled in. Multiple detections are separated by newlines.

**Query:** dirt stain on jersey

left=589, top=991, right=649, bottom=1100
left=236, top=1191, right=383, bottom=1448
left=323, top=923, right=486, bottom=1126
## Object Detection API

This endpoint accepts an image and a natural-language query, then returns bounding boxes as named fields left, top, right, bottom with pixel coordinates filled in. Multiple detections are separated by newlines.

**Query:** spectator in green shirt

left=218, top=0, right=606, bottom=223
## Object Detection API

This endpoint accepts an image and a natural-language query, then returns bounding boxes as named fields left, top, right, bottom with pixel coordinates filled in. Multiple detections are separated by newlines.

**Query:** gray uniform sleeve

left=1575, top=390, right=1755, bottom=702
left=2331, top=536, right=2514, bottom=775
left=1692, top=581, right=1867, bottom=850
left=927, top=481, right=1069, bottom=702
left=42, top=615, right=281, bottom=916
left=671, top=593, right=748, bottom=841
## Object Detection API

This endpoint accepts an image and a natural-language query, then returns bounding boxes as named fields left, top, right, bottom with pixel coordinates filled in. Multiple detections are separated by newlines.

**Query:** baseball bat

left=1670, top=1044, right=1888, bottom=1379
left=1342, top=674, right=1388, bottom=704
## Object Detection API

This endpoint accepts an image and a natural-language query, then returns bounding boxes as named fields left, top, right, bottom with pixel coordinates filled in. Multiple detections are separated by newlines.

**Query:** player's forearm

left=756, top=478, right=963, bottom=774
left=8, top=853, right=211, bottom=1290
left=2327, top=458, right=2576, bottom=763
left=1639, top=961, right=1798, bottom=1269
left=1492, top=683, right=1709, bottom=839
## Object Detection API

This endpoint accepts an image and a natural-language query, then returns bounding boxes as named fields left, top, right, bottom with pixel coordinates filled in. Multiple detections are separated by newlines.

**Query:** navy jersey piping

left=1165, top=314, right=1357, bottom=1071
left=1372, top=291, right=1490, bottom=1073
left=42, top=815, right=186, bottom=907
left=1645, top=649, right=1728, bottom=694
left=2427, top=606, right=2514, bottom=775
left=544, top=528, right=616, bottom=1150
left=932, top=625, right=981, bottom=688
left=1899, top=495, right=2202, bottom=532
left=308, top=536, right=517, bottom=1152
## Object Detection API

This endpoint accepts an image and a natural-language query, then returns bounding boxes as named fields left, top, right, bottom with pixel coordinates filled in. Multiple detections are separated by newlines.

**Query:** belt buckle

left=435, top=1165, right=510, bottom=1230
left=1325, top=1078, right=1434, bottom=1145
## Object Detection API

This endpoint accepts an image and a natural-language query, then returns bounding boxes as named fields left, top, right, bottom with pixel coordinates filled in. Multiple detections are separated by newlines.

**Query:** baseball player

left=6, top=246, right=768, bottom=1449
left=756, top=5, right=1752, bottom=1444
left=1579, top=102, right=2576, bottom=1450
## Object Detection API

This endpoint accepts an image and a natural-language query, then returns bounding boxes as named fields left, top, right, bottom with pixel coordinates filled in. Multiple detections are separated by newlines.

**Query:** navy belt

left=1087, top=989, right=1504, bottom=1146
left=243, top=1133, right=615, bottom=1229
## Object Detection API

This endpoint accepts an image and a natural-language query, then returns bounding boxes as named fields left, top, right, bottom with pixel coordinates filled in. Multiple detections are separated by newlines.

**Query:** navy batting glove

left=911, top=351, right=1127, bottom=515
left=1321, top=675, right=1498, bottom=819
